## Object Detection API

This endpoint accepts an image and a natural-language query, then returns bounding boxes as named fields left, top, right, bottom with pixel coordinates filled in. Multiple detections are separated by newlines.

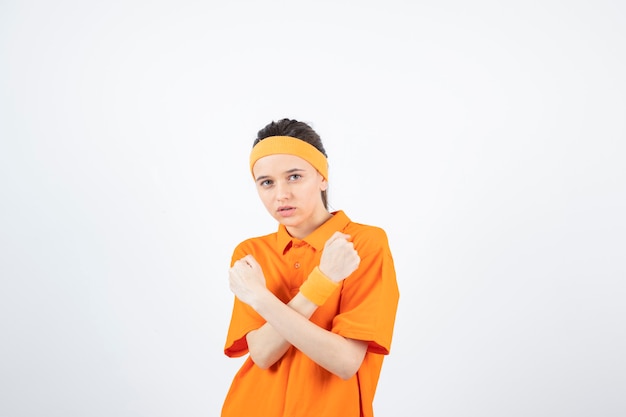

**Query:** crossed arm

left=245, top=291, right=367, bottom=380
left=229, top=232, right=368, bottom=380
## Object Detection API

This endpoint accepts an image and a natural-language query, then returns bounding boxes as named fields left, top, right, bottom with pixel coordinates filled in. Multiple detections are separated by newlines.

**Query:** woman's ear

left=320, top=178, right=328, bottom=191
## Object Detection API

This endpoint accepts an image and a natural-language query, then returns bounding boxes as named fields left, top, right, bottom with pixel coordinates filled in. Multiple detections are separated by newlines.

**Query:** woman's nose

left=275, top=181, right=291, bottom=199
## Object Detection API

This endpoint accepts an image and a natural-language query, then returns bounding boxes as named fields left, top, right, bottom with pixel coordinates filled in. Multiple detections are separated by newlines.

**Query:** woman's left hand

left=228, top=254, right=268, bottom=307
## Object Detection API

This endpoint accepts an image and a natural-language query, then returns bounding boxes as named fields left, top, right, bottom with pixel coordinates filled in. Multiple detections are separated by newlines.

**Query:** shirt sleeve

left=223, top=243, right=266, bottom=358
left=331, top=227, right=400, bottom=355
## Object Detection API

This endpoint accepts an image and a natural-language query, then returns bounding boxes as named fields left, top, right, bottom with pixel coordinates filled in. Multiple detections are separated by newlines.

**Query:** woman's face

left=252, top=153, right=329, bottom=239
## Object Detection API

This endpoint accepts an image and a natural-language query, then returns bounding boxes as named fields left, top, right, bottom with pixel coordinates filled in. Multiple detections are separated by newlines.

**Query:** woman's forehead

left=252, top=154, right=315, bottom=177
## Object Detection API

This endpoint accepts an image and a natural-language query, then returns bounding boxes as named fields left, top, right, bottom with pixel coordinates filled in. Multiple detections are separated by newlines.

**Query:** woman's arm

left=250, top=289, right=368, bottom=380
left=229, top=232, right=367, bottom=379
left=245, top=292, right=317, bottom=369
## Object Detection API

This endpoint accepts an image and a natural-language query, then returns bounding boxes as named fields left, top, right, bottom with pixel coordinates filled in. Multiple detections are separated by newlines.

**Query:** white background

left=1, top=1, right=625, bottom=416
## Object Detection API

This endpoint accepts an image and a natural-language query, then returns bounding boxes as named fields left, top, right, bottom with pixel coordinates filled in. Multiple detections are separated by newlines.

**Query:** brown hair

left=254, top=119, right=329, bottom=210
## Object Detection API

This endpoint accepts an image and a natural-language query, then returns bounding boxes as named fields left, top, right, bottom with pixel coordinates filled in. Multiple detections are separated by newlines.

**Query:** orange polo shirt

left=222, top=210, right=399, bottom=417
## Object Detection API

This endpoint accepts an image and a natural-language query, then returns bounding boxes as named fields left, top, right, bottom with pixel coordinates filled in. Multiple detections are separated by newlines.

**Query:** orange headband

left=249, top=136, right=328, bottom=180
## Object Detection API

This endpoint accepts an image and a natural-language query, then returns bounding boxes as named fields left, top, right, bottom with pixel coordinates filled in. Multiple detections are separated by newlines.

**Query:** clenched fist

left=229, top=255, right=268, bottom=306
left=319, top=231, right=360, bottom=283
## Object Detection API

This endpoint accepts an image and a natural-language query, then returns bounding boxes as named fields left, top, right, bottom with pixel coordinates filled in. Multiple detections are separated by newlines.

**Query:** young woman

left=222, top=118, right=399, bottom=417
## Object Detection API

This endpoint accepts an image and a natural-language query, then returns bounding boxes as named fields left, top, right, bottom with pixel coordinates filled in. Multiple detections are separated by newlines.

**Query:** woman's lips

left=277, top=206, right=296, bottom=217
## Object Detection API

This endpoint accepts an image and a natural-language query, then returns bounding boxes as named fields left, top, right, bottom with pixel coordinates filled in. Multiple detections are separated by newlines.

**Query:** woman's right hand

left=319, top=231, right=360, bottom=283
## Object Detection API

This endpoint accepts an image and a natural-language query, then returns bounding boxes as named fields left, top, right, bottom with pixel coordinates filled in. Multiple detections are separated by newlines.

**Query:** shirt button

left=294, top=262, right=301, bottom=269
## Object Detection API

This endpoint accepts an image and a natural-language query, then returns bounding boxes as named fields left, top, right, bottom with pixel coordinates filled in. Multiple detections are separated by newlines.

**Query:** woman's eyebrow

left=256, top=168, right=306, bottom=182
left=284, top=168, right=306, bottom=174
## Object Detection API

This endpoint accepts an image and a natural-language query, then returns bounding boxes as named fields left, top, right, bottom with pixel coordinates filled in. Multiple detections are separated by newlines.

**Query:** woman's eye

left=289, top=174, right=301, bottom=181
left=260, top=179, right=273, bottom=187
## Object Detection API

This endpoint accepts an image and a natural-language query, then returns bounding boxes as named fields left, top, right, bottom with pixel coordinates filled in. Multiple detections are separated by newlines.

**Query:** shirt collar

left=276, top=210, right=351, bottom=253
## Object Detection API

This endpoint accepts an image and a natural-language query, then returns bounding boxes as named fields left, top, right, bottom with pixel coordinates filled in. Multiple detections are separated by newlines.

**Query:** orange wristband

left=299, top=267, right=339, bottom=306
